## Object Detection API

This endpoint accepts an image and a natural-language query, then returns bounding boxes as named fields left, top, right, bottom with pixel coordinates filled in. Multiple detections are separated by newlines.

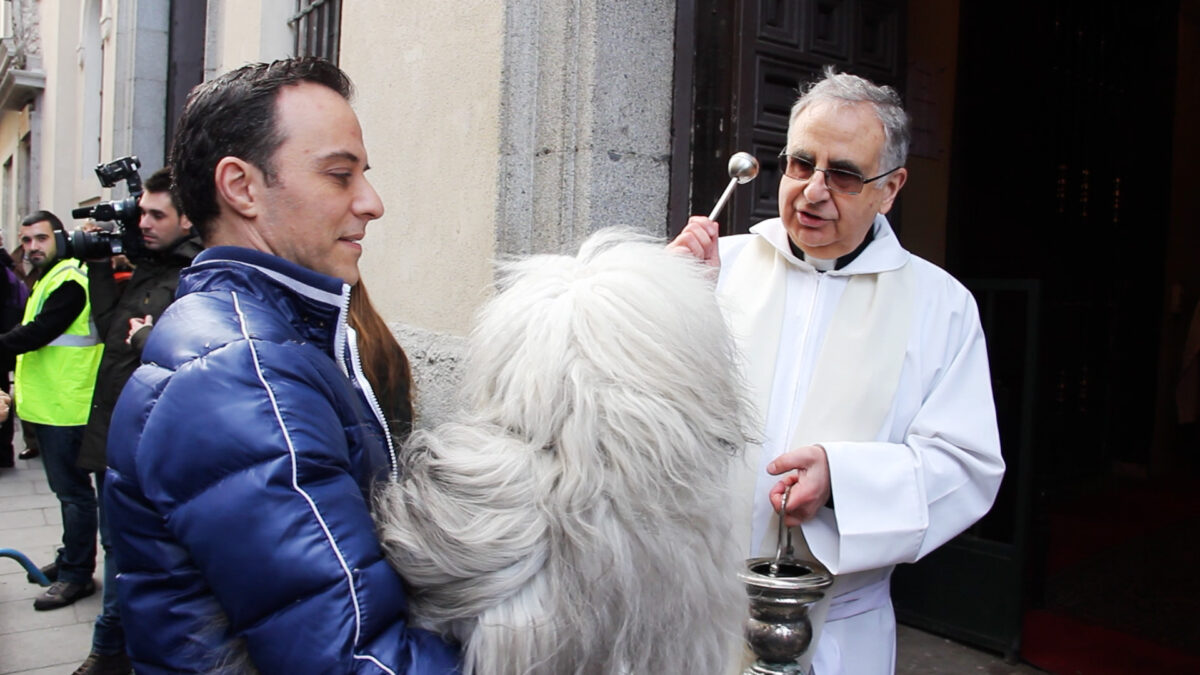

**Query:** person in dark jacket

left=0, top=238, right=29, bottom=468
left=79, top=169, right=201, bottom=471
left=71, top=167, right=201, bottom=675
left=103, top=58, right=459, bottom=674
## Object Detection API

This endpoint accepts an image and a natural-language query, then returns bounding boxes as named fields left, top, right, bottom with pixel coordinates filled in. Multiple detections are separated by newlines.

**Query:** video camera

left=65, top=156, right=145, bottom=259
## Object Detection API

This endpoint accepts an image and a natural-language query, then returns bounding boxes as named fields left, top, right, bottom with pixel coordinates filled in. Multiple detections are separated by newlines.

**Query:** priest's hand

left=667, top=216, right=721, bottom=268
left=767, top=444, right=832, bottom=527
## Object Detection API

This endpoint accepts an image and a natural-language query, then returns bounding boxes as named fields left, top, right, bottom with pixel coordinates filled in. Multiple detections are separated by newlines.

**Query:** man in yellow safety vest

left=0, top=210, right=103, bottom=611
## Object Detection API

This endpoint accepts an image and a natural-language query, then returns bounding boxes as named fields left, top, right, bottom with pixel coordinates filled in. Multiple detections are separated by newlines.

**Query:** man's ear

left=213, top=157, right=263, bottom=220
left=877, top=167, right=908, bottom=215
left=179, top=214, right=193, bottom=233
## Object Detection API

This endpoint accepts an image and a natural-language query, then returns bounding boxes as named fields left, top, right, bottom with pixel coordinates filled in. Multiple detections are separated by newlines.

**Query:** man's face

left=253, top=82, right=384, bottom=285
left=138, top=190, right=192, bottom=251
left=778, top=101, right=906, bottom=259
left=20, top=221, right=57, bottom=269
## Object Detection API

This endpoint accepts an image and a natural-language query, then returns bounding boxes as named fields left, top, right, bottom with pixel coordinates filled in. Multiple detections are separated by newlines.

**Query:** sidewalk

left=896, top=625, right=1045, bottom=675
left=0, top=425, right=1043, bottom=675
left=0, top=429, right=98, bottom=675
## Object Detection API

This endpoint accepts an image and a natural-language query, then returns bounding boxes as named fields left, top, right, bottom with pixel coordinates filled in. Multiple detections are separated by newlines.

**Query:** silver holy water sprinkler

left=709, top=151, right=760, bottom=220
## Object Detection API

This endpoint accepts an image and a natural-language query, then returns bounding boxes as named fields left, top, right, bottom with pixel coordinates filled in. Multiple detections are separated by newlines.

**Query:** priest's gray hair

left=790, top=65, right=910, bottom=182
left=374, top=228, right=751, bottom=675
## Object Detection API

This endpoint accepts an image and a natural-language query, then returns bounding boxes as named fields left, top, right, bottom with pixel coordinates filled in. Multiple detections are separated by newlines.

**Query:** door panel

left=684, top=0, right=904, bottom=236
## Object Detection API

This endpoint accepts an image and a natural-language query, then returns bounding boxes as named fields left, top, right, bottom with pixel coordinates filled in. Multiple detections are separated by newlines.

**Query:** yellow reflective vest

left=14, top=258, right=102, bottom=426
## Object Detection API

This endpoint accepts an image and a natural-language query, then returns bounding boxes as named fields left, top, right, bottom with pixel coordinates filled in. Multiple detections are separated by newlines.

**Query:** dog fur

left=374, top=229, right=751, bottom=675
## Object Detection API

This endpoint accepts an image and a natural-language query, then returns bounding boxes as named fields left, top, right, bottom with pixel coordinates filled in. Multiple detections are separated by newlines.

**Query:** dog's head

left=461, top=228, right=748, bottom=468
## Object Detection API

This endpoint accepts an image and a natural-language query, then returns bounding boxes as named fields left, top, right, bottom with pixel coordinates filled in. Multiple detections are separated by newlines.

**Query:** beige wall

left=0, top=109, right=29, bottom=248
left=23, top=0, right=122, bottom=225
left=899, top=0, right=959, bottom=266
left=37, top=0, right=82, bottom=221
left=340, top=4, right=503, bottom=336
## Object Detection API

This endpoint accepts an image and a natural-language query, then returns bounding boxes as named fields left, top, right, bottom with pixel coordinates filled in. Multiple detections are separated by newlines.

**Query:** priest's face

left=778, top=101, right=907, bottom=259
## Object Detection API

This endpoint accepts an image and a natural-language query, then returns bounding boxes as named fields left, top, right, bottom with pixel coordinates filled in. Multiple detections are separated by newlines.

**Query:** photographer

left=69, top=167, right=200, bottom=675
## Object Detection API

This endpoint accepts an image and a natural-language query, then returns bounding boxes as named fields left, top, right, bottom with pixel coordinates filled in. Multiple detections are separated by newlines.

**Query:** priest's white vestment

left=717, top=215, right=1005, bottom=674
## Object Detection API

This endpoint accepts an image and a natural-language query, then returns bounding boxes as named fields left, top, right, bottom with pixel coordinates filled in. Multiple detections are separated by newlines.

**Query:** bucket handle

left=774, top=484, right=794, bottom=567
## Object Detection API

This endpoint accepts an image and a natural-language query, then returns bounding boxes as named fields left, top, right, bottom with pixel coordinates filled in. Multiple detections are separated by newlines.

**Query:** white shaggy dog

left=374, top=229, right=751, bottom=675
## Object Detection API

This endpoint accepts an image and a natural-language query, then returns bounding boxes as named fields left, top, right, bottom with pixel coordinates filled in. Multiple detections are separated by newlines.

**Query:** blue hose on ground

left=0, top=547, right=51, bottom=586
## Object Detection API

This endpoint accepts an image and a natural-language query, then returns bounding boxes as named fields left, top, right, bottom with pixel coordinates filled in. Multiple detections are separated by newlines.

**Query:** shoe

left=71, top=651, right=133, bottom=675
left=17, top=447, right=38, bottom=460
left=26, top=561, right=57, bottom=584
left=32, top=579, right=95, bottom=611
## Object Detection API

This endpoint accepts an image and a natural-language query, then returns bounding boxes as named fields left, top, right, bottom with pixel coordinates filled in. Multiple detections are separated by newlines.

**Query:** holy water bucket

left=739, top=487, right=834, bottom=674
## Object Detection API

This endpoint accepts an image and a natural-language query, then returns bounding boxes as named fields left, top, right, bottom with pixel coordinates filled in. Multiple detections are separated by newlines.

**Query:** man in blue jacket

left=103, top=58, right=459, bottom=674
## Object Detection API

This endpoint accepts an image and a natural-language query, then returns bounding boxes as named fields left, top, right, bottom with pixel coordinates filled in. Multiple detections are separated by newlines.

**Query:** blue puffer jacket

left=104, top=247, right=459, bottom=675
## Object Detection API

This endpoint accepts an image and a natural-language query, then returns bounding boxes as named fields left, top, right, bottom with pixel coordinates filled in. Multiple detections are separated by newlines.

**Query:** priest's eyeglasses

left=777, top=152, right=902, bottom=195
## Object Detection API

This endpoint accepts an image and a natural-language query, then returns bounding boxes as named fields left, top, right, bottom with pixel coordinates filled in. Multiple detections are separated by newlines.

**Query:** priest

left=669, top=67, right=1005, bottom=674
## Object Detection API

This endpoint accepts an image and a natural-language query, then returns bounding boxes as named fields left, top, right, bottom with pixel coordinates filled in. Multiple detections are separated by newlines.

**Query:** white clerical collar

left=806, top=255, right=837, bottom=271
left=787, top=220, right=876, bottom=272
left=749, top=215, right=911, bottom=276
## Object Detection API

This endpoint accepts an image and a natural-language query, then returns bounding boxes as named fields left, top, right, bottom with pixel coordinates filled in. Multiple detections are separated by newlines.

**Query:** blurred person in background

left=7, top=236, right=39, bottom=461
left=0, top=232, right=29, bottom=468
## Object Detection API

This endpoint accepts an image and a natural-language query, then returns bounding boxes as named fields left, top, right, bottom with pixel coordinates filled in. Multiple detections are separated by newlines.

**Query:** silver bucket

left=739, top=487, right=834, bottom=674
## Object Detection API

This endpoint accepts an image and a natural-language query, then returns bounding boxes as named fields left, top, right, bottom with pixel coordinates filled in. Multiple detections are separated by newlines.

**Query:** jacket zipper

left=346, top=328, right=399, bottom=482
left=336, top=284, right=398, bottom=482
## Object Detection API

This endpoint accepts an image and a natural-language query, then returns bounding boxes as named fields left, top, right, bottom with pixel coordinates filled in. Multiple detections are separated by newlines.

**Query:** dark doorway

left=947, top=1, right=1175, bottom=479
left=944, top=1, right=1200, bottom=671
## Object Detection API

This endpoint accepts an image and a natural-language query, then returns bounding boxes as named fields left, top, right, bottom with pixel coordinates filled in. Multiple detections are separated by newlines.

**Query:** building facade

left=0, top=0, right=682, bottom=420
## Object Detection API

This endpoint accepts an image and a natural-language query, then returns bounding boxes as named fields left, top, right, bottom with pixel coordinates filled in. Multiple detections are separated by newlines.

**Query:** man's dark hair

left=169, top=57, right=353, bottom=238
left=143, top=167, right=183, bottom=216
left=20, top=210, right=64, bottom=233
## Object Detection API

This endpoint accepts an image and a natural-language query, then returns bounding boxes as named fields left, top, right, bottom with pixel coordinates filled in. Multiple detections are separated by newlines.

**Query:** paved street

left=1, top=427, right=98, bottom=675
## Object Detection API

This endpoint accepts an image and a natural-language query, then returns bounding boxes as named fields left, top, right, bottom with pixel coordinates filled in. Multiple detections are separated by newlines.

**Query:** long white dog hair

left=374, top=228, right=751, bottom=675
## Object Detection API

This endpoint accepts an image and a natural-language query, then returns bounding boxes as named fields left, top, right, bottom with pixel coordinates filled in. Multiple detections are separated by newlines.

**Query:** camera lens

left=68, top=229, right=121, bottom=260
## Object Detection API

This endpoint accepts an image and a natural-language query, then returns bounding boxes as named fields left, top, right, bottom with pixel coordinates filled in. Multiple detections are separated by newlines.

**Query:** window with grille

left=290, top=0, right=342, bottom=64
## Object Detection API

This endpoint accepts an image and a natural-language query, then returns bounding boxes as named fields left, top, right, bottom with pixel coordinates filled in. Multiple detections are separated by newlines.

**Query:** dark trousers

left=33, top=423, right=97, bottom=584
left=92, top=470, right=125, bottom=655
